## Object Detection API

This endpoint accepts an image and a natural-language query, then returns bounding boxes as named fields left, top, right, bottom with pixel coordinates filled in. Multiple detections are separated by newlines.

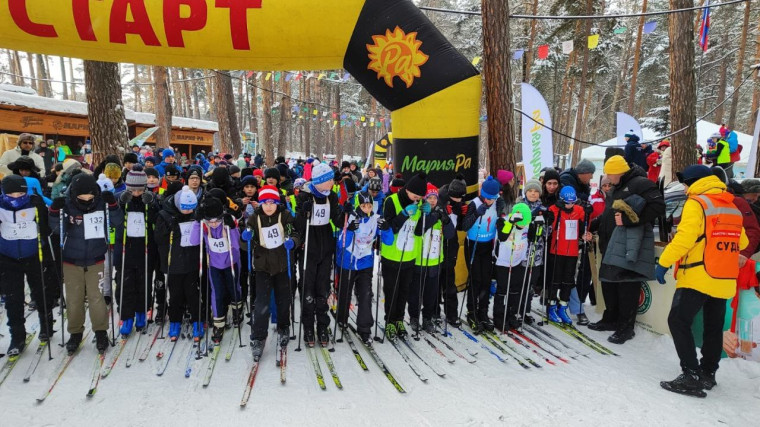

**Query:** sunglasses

left=20, top=141, right=34, bottom=145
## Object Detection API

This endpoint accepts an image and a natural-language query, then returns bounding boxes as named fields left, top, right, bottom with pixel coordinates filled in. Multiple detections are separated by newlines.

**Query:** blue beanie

left=311, top=163, right=333, bottom=185
left=480, top=176, right=500, bottom=200
left=162, top=148, right=175, bottom=160
left=676, top=165, right=712, bottom=186
left=559, top=186, right=577, bottom=203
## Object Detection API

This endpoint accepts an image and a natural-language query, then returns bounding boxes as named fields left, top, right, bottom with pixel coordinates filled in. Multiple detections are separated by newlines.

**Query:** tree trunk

left=84, top=61, right=129, bottom=166
left=523, top=0, right=539, bottom=82
left=249, top=74, right=257, bottom=140
left=481, top=0, right=516, bottom=175
left=67, top=58, right=77, bottom=100
left=728, top=0, right=751, bottom=130
left=713, top=34, right=728, bottom=123
left=11, top=50, right=24, bottom=86
left=35, top=54, right=48, bottom=96
left=278, top=79, right=291, bottom=156
left=335, top=85, right=343, bottom=161
left=59, top=56, right=68, bottom=100
left=262, top=74, right=274, bottom=165
left=669, top=0, right=698, bottom=178
left=132, top=64, right=142, bottom=111
left=182, top=68, right=193, bottom=119
left=204, top=69, right=214, bottom=120
left=305, top=78, right=312, bottom=158
left=169, top=67, right=183, bottom=117
left=213, top=71, right=241, bottom=156
left=627, top=0, right=647, bottom=115
left=571, top=0, right=594, bottom=165
left=152, top=66, right=173, bottom=149
left=749, top=17, right=760, bottom=132
left=192, top=70, right=201, bottom=120
left=25, top=53, right=35, bottom=90
left=237, top=74, right=245, bottom=131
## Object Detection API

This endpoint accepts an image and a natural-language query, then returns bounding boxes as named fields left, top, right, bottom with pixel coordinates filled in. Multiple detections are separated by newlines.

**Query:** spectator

left=623, top=131, right=653, bottom=171
left=0, top=133, right=46, bottom=178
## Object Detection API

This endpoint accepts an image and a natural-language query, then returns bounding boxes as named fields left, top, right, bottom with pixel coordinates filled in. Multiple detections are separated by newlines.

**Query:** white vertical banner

left=521, top=83, right=554, bottom=181
left=746, top=109, right=760, bottom=178
left=562, top=40, right=574, bottom=54
left=616, top=112, right=643, bottom=147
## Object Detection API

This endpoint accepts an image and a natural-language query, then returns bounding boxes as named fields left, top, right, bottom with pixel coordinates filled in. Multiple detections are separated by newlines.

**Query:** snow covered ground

left=1, top=302, right=759, bottom=427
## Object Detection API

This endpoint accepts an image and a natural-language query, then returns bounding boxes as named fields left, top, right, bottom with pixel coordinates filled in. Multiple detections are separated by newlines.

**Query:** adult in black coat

left=559, top=158, right=595, bottom=203
left=623, top=132, right=653, bottom=172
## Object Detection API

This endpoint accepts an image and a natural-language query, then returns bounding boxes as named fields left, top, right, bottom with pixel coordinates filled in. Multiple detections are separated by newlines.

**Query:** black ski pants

left=167, top=272, right=200, bottom=323
left=600, top=280, right=641, bottom=333
left=548, top=254, right=577, bottom=303
left=251, top=270, right=291, bottom=340
left=464, top=239, right=494, bottom=322
left=493, top=264, right=527, bottom=330
left=668, top=288, right=726, bottom=373
left=336, top=267, right=373, bottom=334
left=382, top=260, right=413, bottom=324
left=0, top=254, right=54, bottom=338
left=439, top=237, right=459, bottom=322
left=117, top=263, right=152, bottom=320
left=409, top=265, right=440, bottom=321
left=301, top=251, right=332, bottom=330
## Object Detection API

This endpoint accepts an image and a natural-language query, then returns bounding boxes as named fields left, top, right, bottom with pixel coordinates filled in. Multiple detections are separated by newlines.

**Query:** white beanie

left=175, top=185, right=198, bottom=211
left=96, top=173, right=114, bottom=192
left=311, top=163, right=333, bottom=185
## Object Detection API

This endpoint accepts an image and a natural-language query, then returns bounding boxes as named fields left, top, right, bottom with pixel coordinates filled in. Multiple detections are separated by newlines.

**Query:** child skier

left=50, top=173, right=123, bottom=354
left=519, top=180, right=547, bottom=324
left=492, top=203, right=532, bottom=331
left=546, top=186, right=591, bottom=324
left=242, top=185, right=301, bottom=360
left=155, top=185, right=203, bottom=341
left=238, top=175, right=260, bottom=306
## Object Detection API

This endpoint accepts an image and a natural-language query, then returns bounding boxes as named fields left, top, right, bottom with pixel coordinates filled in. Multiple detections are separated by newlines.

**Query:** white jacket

left=658, top=146, right=672, bottom=187
left=0, top=146, right=46, bottom=177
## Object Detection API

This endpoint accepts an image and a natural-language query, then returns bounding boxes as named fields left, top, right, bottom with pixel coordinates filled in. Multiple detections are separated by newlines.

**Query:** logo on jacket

left=637, top=282, right=652, bottom=315
left=367, top=26, right=429, bottom=89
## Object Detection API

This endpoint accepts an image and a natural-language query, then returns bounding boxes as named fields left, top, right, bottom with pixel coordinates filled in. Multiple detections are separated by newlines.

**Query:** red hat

left=253, top=169, right=264, bottom=178
left=658, top=140, right=670, bottom=149
left=425, top=183, right=439, bottom=199
left=258, top=185, right=280, bottom=204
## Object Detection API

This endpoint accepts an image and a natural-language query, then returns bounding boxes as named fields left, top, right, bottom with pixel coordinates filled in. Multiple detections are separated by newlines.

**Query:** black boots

left=660, top=369, right=708, bottom=398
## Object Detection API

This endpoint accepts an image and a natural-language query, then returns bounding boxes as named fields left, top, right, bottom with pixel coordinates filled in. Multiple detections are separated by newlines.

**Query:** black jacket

left=154, top=195, right=200, bottom=275
left=113, top=193, right=159, bottom=268
left=50, top=197, right=123, bottom=267
left=559, top=168, right=592, bottom=203
left=246, top=205, right=301, bottom=275
left=295, top=186, right=344, bottom=261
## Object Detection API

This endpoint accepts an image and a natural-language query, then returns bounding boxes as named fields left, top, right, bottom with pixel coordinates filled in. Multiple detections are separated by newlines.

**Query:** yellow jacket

left=659, top=176, right=749, bottom=299
left=658, top=175, right=748, bottom=299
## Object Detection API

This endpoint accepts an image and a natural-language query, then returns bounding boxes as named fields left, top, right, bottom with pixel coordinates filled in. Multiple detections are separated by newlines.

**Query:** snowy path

left=1, top=303, right=758, bottom=426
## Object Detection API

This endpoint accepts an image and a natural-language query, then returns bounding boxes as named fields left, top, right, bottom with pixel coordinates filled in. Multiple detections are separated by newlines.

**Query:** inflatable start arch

left=0, top=0, right=481, bottom=190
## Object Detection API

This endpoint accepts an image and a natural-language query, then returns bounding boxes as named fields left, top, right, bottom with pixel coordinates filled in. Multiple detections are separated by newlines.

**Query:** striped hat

left=258, top=185, right=281, bottom=204
left=125, top=164, right=147, bottom=190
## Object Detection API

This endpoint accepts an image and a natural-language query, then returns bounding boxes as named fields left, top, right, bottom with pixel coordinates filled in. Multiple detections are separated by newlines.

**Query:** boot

left=66, top=332, right=83, bottom=355
left=557, top=303, right=573, bottom=325
left=588, top=321, right=616, bottom=331
left=698, top=369, right=717, bottom=391
left=168, top=322, right=181, bottom=341
left=7, top=334, right=27, bottom=357
left=192, top=321, right=204, bottom=342
left=278, top=329, right=289, bottom=348
left=304, top=328, right=316, bottom=347
left=480, top=317, right=494, bottom=332
left=522, top=314, right=535, bottom=325
left=576, top=313, right=590, bottom=326
left=466, top=312, right=479, bottom=330
left=410, top=317, right=420, bottom=333
left=38, top=313, right=55, bottom=342
left=359, top=331, right=373, bottom=347
left=660, top=369, right=707, bottom=398
left=385, top=323, right=397, bottom=341
left=317, top=325, right=329, bottom=347
left=95, top=330, right=109, bottom=354
left=447, top=317, right=462, bottom=328
left=232, top=307, right=244, bottom=326
left=250, top=339, right=264, bottom=361
left=547, top=304, right=561, bottom=323
left=608, top=330, right=635, bottom=344
left=422, top=318, right=435, bottom=334
left=135, top=312, right=147, bottom=331
left=119, top=318, right=134, bottom=336
left=212, top=326, right=224, bottom=343
left=395, top=321, right=408, bottom=338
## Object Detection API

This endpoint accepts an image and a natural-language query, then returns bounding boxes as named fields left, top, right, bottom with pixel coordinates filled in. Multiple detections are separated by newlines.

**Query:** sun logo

left=366, top=26, right=429, bottom=89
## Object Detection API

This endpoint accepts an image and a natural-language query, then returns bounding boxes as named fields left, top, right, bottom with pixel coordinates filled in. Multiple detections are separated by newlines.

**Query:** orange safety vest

left=679, top=194, right=743, bottom=279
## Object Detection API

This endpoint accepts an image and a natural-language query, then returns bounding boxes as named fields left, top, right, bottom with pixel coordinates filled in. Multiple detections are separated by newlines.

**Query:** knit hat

left=496, top=170, right=514, bottom=186
left=164, top=164, right=180, bottom=177
left=264, top=167, right=280, bottom=181
left=253, top=168, right=264, bottom=178
left=201, top=197, right=224, bottom=219
left=275, top=156, right=286, bottom=165
left=104, top=163, right=121, bottom=180
left=390, top=174, right=405, bottom=193
left=224, top=154, right=233, bottom=161
left=404, top=173, right=427, bottom=197
left=448, top=174, right=467, bottom=198
left=144, top=156, right=156, bottom=165
left=165, top=181, right=183, bottom=198
left=676, top=165, right=712, bottom=186
left=96, top=174, right=114, bottom=192
left=293, top=178, right=307, bottom=190
left=559, top=186, right=577, bottom=203
left=742, top=179, right=760, bottom=194
left=480, top=176, right=500, bottom=200
left=658, top=140, right=671, bottom=149
left=2, top=175, right=28, bottom=194
left=144, top=167, right=159, bottom=179
left=711, top=166, right=728, bottom=184
left=62, top=158, right=82, bottom=175
left=425, top=183, right=439, bottom=199
left=185, top=165, right=203, bottom=181
left=162, top=148, right=175, bottom=160
left=341, top=161, right=350, bottom=170
left=8, top=156, right=39, bottom=173
left=123, top=153, right=138, bottom=165
left=175, top=185, right=198, bottom=211
left=276, top=163, right=289, bottom=179
left=311, top=163, right=333, bottom=185
left=241, top=175, right=258, bottom=188
left=603, top=155, right=630, bottom=175
left=258, top=185, right=281, bottom=204
left=126, top=164, right=147, bottom=190
left=524, top=179, right=542, bottom=196
left=17, top=133, right=35, bottom=147
left=229, top=165, right=241, bottom=175
left=368, top=177, right=382, bottom=192
left=356, top=191, right=373, bottom=206
left=575, top=159, right=596, bottom=175
left=69, top=173, right=99, bottom=198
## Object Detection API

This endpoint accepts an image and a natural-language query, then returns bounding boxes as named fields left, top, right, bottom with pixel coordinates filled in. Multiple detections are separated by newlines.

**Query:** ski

left=480, top=330, right=533, bottom=369
left=542, top=320, right=611, bottom=356
left=279, top=345, right=287, bottom=384
left=429, top=331, right=476, bottom=363
left=488, top=330, right=545, bottom=368
left=240, top=360, right=261, bottom=408
left=0, top=333, right=36, bottom=387
left=225, top=327, right=239, bottom=362
left=533, top=309, right=617, bottom=355
left=202, top=345, right=220, bottom=387
left=341, top=328, right=369, bottom=371
left=524, top=323, right=588, bottom=358
left=500, top=330, right=556, bottom=365
left=458, top=327, right=508, bottom=363
left=439, top=327, right=479, bottom=357
left=306, top=346, right=326, bottom=390
left=36, top=331, right=90, bottom=402
left=399, top=335, right=446, bottom=377
left=101, top=336, right=128, bottom=379
left=125, top=329, right=146, bottom=368
left=139, top=323, right=165, bottom=362
left=319, top=344, right=343, bottom=389
left=421, top=333, right=456, bottom=364
left=560, top=324, right=619, bottom=356
left=86, top=352, right=106, bottom=398
left=388, top=336, right=428, bottom=382
left=155, top=338, right=179, bottom=376
left=348, top=325, right=405, bottom=393
left=185, top=340, right=205, bottom=378
left=22, top=340, right=48, bottom=382
left=511, top=328, right=570, bottom=363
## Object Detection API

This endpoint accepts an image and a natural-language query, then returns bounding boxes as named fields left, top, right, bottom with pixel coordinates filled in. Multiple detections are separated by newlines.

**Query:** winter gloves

left=655, top=264, right=669, bottom=284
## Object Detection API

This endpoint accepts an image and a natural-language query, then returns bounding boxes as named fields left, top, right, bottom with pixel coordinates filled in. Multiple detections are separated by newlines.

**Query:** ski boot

left=168, top=322, right=181, bottom=341
left=27, top=300, right=37, bottom=311
left=699, top=369, right=717, bottom=390
left=422, top=318, right=435, bottom=334
left=480, top=317, right=494, bottom=333
left=359, top=331, right=373, bottom=347
left=119, top=318, right=134, bottom=336
left=250, top=339, right=264, bottom=361
left=447, top=317, right=462, bottom=328
left=522, top=314, right=535, bottom=326
left=278, top=329, right=289, bottom=348
left=395, top=321, right=408, bottom=338
left=588, top=321, right=616, bottom=331
left=466, top=312, right=481, bottom=333
left=212, top=326, right=224, bottom=343
left=192, top=321, right=204, bottom=342
left=608, top=330, right=635, bottom=344
left=576, top=313, right=590, bottom=326
left=95, top=330, right=109, bottom=354
left=547, top=303, right=561, bottom=323
left=304, top=328, right=316, bottom=347
left=317, top=326, right=329, bottom=347
left=557, top=303, right=573, bottom=325
left=384, top=323, right=397, bottom=341
left=135, top=312, right=147, bottom=331
left=660, top=369, right=707, bottom=398
left=66, top=333, right=83, bottom=355
left=410, top=317, right=420, bottom=333
left=38, top=313, right=55, bottom=342
left=7, top=334, right=27, bottom=357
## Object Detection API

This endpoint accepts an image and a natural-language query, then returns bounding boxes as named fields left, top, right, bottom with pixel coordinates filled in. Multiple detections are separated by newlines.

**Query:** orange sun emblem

left=366, top=26, right=429, bottom=89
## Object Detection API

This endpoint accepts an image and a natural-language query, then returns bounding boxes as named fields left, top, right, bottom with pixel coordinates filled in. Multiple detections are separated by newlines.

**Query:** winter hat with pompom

left=175, top=185, right=198, bottom=211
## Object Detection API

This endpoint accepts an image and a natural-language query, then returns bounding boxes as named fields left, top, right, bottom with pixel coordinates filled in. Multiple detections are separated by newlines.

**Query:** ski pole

left=118, top=202, right=128, bottom=337
left=295, top=216, right=311, bottom=352
left=373, top=234, right=382, bottom=341
left=35, top=207, right=53, bottom=360
left=58, top=208, right=66, bottom=348
left=196, top=221, right=204, bottom=355
left=499, top=239, right=516, bottom=333
left=546, top=209, right=562, bottom=324
left=144, top=205, right=149, bottom=327
left=441, top=235, right=448, bottom=337
left=334, top=228, right=356, bottom=344
left=458, top=216, right=483, bottom=325
left=332, top=212, right=351, bottom=344
left=414, top=213, right=427, bottom=340
left=380, top=210, right=418, bottom=344
left=203, top=222, right=212, bottom=357
left=162, top=229, right=173, bottom=340
left=225, top=225, right=245, bottom=349
left=518, top=220, right=542, bottom=332
left=105, top=202, right=116, bottom=346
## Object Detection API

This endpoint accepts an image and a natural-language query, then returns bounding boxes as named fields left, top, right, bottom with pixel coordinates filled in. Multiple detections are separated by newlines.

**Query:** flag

left=699, top=0, right=711, bottom=52
left=471, top=56, right=482, bottom=66
left=588, top=34, right=599, bottom=49
left=562, top=40, right=574, bottom=55
left=513, top=49, right=524, bottom=60
left=537, top=45, right=549, bottom=60
left=614, top=26, right=627, bottom=34
left=643, top=21, right=657, bottom=34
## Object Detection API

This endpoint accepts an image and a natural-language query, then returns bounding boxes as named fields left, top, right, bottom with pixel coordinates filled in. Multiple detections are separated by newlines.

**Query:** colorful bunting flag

left=614, top=27, right=627, bottom=34
left=537, top=45, right=549, bottom=60
left=471, top=56, right=482, bottom=66
left=562, top=40, right=574, bottom=55
left=588, top=34, right=599, bottom=49
left=513, top=49, right=524, bottom=60
left=643, top=21, right=657, bottom=34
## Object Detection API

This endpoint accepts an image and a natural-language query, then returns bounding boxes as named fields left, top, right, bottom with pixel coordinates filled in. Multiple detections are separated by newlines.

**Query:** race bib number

left=426, top=229, right=442, bottom=260
left=0, top=220, right=36, bottom=240
left=311, top=203, right=330, bottom=226
left=84, top=212, right=105, bottom=240
left=262, top=224, right=284, bottom=248
left=396, top=219, right=415, bottom=251
left=179, top=221, right=195, bottom=247
left=565, top=220, right=578, bottom=241
left=208, top=236, right=229, bottom=254
left=126, top=212, right=146, bottom=238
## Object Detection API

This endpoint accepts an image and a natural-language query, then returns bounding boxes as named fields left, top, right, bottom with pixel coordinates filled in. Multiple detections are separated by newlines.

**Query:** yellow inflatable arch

left=0, top=0, right=481, bottom=190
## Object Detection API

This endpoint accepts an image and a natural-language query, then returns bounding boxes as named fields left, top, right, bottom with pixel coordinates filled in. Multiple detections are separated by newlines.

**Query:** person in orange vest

left=656, top=165, right=748, bottom=398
